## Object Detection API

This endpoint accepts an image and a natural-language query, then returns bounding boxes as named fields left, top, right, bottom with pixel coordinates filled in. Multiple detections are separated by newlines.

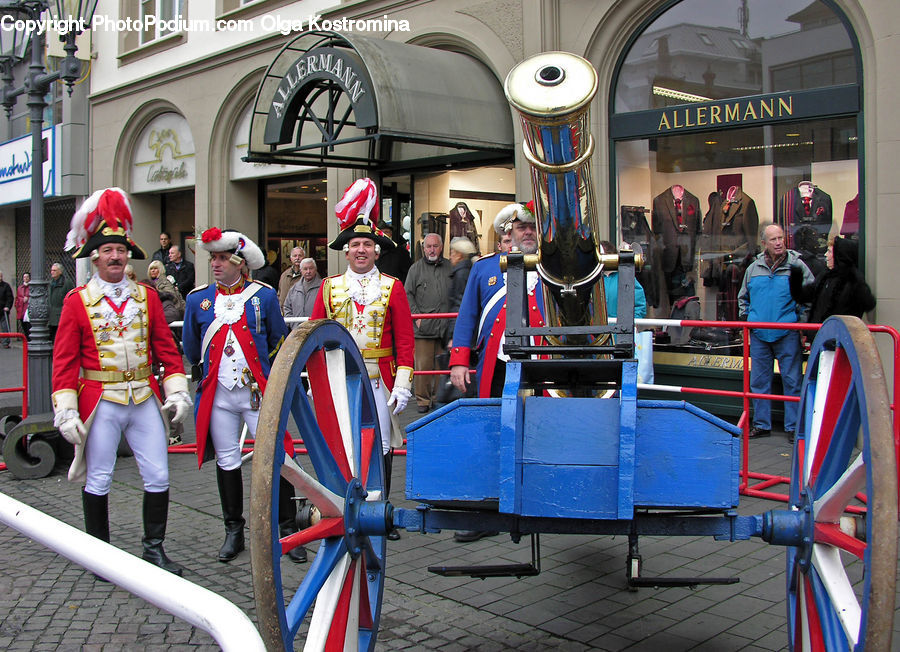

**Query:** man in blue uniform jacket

left=183, top=227, right=306, bottom=564
left=449, top=202, right=546, bottom=398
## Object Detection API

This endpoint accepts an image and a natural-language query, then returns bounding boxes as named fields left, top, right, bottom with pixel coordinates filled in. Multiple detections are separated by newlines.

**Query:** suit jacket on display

left=704, top=187, right=759, bottom=256
left=778, top=186, right=833, bottom=252
left=620, top=205, right=659, bottom=308
left=651, top=186, right=701, bottom=274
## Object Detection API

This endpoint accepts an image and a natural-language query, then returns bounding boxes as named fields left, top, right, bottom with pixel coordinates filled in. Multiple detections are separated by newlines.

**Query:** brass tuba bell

left=504, top=52, right=609, bottom=345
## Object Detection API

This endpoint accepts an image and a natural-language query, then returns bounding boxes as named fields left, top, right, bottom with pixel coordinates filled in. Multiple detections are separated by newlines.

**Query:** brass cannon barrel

left=504, top=52, right=608, bottom=343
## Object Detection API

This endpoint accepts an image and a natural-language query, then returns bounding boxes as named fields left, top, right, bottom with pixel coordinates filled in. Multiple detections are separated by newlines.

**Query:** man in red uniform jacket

left=52, top=188, right=192, bottom=576
left=310, top=178, right=414, bottom=539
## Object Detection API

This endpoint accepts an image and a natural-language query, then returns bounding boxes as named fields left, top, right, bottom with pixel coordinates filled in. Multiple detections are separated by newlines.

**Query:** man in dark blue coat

left=183, top=228, right=305, bottom=564
left=449, top=203, right=546, bottom=398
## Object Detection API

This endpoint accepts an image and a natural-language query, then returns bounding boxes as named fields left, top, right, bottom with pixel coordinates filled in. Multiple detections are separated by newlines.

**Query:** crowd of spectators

left=1, top=217, right=878, bottom=452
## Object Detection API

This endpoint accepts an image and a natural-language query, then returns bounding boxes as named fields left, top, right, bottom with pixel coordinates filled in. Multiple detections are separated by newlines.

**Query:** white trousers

left=84, top=398, right=169, bottom=495
left=371, top=378, right=392, bottom=456
left=209, top=384, right=258, bottom=471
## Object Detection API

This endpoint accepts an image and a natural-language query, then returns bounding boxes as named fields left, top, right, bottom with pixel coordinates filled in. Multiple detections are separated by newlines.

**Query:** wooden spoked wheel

left=251, top=320, right=390, bottom=651
left=787, top=316, right=897, bottom=651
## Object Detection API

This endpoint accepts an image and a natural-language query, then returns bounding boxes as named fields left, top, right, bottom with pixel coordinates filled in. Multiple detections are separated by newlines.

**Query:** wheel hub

left=342, top=478, right=393, bottom=558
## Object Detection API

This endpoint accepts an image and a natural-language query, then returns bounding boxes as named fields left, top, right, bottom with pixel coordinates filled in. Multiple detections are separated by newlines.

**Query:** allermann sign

left=610, top=85, right=860, bottom=140
left=656, top=95, right=795, bottom=131
left=264, top=46, right=377, bottom=145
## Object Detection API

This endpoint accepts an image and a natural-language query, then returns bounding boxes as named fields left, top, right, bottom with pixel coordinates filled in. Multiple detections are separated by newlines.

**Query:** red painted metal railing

left=641, top=318, right=899, bottom=507
left=162, top=313, right=899, bottom=506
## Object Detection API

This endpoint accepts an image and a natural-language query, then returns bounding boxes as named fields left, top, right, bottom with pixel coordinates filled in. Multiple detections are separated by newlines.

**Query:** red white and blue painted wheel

left=787, top=316, right=897, bottom=651
left=251, top=320, right=390, bottom=651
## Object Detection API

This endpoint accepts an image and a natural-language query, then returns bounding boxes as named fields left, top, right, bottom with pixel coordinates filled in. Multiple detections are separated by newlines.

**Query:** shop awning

left=246, top=31, right=514, bottom=171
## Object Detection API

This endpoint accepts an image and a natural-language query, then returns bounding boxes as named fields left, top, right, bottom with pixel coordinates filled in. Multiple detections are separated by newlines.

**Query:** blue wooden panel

left=633, top=400, right=740, bottom=508
left=618, top=360, right=638, bottom=519
left=499, top=362, right=525, bottom=514
left=405, top=399, right=501, bottom=502
left=522, top=397, right=619, bottom=464
left=520, top=464, right=619, bottom=519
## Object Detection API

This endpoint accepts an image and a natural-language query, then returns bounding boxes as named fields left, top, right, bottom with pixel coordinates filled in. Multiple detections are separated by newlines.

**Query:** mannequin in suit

left=778, top=181, right=832, bottom=253
left=651, top=185, right=701, bottom=304
left=702, top=186, right=759, bottom=321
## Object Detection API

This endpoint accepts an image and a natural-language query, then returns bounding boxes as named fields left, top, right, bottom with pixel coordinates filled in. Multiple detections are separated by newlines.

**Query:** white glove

left=162, top=391, right=193, bottom=424
left=386, top=386, right=411, bottom=415
left=54, top=409, right=86, bottom=446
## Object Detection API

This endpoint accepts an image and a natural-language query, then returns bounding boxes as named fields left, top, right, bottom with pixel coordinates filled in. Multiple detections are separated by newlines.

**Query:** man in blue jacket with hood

left=738, top=223, right=813, bottom=440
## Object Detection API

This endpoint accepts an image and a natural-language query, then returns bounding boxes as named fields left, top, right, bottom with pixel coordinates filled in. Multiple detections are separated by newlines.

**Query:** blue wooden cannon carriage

left=248, top=52, right=898, bottom=652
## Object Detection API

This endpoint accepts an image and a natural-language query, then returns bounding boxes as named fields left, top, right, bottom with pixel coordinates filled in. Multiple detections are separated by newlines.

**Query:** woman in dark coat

left=790, top=236, right=875, bottom=323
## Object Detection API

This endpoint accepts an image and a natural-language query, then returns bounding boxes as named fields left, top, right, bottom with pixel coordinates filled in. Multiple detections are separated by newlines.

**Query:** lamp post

left=1, top=0, right=98, bottom=416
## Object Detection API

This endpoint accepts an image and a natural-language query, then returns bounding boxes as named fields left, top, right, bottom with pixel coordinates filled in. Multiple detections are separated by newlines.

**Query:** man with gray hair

left=282, top=258, right=322, bottom=328
left=48, top=262, right=73, bottom=341
left=738, top=223, right=813, bottom=442
left=166, top=244, right=195, bottom=298
left=405, top=232, right=452, bottom=413
left=278, top=246, right=306, bottom=305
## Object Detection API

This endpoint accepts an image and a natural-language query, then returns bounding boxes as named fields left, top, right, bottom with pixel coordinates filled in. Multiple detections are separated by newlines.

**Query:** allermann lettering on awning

left=611, top=85, right=860, bottom=140
left=247, top=31, right=513, bottom=171
left=271, top=50, right=368, bottom=119
left=265, top=48, right=375, bottom=145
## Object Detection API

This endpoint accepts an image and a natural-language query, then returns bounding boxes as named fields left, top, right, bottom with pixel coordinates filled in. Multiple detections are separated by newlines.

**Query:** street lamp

left=0, top=0, right=98, bottom=418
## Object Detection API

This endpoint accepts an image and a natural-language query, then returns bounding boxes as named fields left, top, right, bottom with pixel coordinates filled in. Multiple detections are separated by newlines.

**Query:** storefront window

left=611, top=0, right=861, bottom=356
left=264, top=177, right=328, bottom=278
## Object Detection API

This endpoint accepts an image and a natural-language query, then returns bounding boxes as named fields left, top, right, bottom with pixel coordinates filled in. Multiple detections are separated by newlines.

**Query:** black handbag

left=688, top=326, right=740, bottom=349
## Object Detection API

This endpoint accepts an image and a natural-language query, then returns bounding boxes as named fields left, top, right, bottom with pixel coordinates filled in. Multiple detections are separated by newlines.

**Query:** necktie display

left=675, top=198, right=686, bottom=231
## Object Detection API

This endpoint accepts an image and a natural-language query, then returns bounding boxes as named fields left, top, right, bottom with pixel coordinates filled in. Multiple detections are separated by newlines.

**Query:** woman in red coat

left=14, top=272, right=30, bottom=340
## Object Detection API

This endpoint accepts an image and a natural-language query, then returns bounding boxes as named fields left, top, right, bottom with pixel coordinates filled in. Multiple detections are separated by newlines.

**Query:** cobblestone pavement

left=1, top=343, right=898, bottom=650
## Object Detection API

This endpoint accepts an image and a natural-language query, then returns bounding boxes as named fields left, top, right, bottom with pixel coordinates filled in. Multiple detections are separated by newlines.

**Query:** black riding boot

left=83, top=490, right=111, bottom=582
left=216, top=466, right=245, bottom=562
left=141, top=490, right=183, bottom=576
left=384, top=451, right=400, bottom=540
left=278, top=477, right=307, bottom=563
left=83, top=490, right=110, bottom=542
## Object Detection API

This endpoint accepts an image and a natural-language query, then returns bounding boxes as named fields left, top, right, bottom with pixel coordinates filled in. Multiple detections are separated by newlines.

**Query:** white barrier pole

left=0, top=492, right=265, bottom=651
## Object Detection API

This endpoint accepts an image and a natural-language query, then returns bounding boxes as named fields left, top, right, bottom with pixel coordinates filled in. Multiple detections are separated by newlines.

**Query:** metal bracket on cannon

left=502, top=248, right=642, bottom=393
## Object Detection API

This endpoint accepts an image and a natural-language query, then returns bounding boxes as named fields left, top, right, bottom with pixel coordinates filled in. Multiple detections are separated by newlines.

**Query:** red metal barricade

left=166, top=313, right=899, bottom=507
left=654, top=319, right=899, bottom=507
left=0, top=333, right=29, bottom=473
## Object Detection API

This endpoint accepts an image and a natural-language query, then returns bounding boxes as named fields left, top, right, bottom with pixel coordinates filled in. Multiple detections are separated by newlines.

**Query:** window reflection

left=615, top=0, right=855, bottom=113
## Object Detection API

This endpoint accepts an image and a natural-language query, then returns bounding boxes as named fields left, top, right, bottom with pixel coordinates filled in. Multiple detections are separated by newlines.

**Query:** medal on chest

left=94, top=302, right=136, bottom=340
left=224, top=330, right=236, bottom=357
left=352, top=306, right=367, bottom=334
